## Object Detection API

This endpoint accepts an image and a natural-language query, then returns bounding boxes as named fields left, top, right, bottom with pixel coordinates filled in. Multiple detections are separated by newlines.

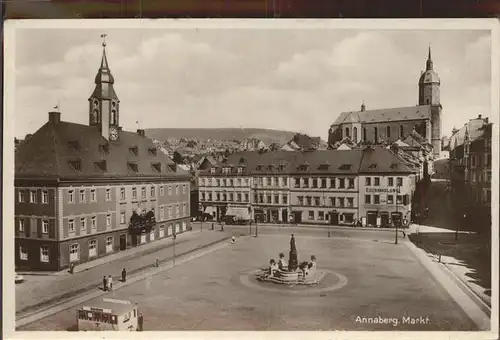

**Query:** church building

left=328, top=48, right=442, bottom=159
left=15, top=38, right=191, bottom=271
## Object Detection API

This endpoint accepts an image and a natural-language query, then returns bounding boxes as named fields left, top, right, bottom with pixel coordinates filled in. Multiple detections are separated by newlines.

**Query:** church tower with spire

left=88, top=34, right=120, bottom=141
left=418, top=46, right=442, bottom=158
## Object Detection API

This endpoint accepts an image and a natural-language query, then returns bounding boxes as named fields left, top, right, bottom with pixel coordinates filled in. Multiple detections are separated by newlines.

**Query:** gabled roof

left=331, top=105, right=431, bottom=126
left=449, top=117, right=490, bottom=150
left=15, top=120, right=188, bottom=180
left=359, top=147, right=415, bottom=173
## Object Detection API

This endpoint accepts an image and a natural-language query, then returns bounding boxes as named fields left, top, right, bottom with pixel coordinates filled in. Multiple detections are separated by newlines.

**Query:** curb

left=404, top=241, right=490, bottom=331
left=16, top=236, right=230, bottom=320
left=16, top=236, right=231, bottom=328
left=411, top=239, right=491, bottom=312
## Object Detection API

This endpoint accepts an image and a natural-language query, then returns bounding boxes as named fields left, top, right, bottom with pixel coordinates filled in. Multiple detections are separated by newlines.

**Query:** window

left=329, top=197, right=335, bottom=206
left=120, top=188, right=125, bottom=200
left=365, top=195, right=371, bottom=204
left=321, top=178, right=327, bottom=188
left=183, top=203, right=187, bottom=215
left=168, top=185, right=172, bottom=196
left=267, top=195, right=272, bottom=204
left=106, top=214, right=112, bottom=227
left=345, top=127, right=350, bottom=138
left=89, top=240, right=97, bottom=257
left=399, top=125, right=404, bottom=138
left=210, top=167, right=216, bottom=174
left=298, top=196, right=304, bottom=205
left=338, top=178, right=345, bottom=189
left=244, top=178, right=249, bottom=186
left=160, top=186, right=164, bottom=196
left=397, top=195, right=403, bottom=204
left=78, top=217, right=86, bottom=230
left=363, top=127, right=367, bottom=141
left=129, top=146, right=139, bottom=156
left=42, top=191, right=49, bottom=204
left=151, top=186, right=156, bottom=198
left=141, top=187, right=146, bottom=198
left=306, top=197, right=312, bottom=206
left=228, top=179, right=233, bottom=187
left=283, top=177, right=288, bottom=186
left=307, top=211, right=314, bottom=220
left=208, top=192, right=213, bottom=201
left=314, top=197, right=321, bottom=206
left=374, top=195, right=380, bottom=204
left=386, top=126, right=391, bottom=139
left=19, top=246, right=28, bottom=260
left=106, top=188, right=111, bottom=201
left=330, top=178, right=336, bottom=188
left=216, top=193, right=221, bottom=201
left=176, top=205, right=180, bottom=215
left=388, top=177, right=394, bottom=186
left=69, top=219, right=75, bottom=233
left=175, top=185, right=179, bottom=195
left=353, top=127, right=358, bottom=141
left=274, top=195, right=279, bottom=204
left=387, top=195, right=394, bottom=204
left=365, top=177, right=371, bottom=186
left=302, top=178, right=309, bottom=188
left=18, top=190, right=26, bottom=203
left=294, top=177, right=301, bottom=188
left=68, top=160, right=82, bottom=171
left=266, top=177, right=271, bottom=187
left=348, top=178, right=355, bottom=189
left=222, top=193, right=227, bottom=201
left=282, top=195, right=288, bottom=204
left=120, top=212, right=126, bottom=224
left=69, top=244, right=79, bottom=262
left=159, top=207, right=165, bottom=220
left=374, top=177, right=380, bottom=186
left=132, top=188, right=137, bottom=199
left=312, top=178, right=318, bottom=188
left=127, top=162, right=138, bottom=172
left=237, top=193, right=242, bottom=202
left=471, top=155, right=476, bottom=167
left=396, top=177, right=403, bottom=187
left=30, top=190, right=37, bottom=203
left=80, top=189, right=86, bottom=203
left=222, top=179, right=227, bottom=187
left=338, top=198, right=345, bottom=207
left=40, top=246, right=49, bottom=263
left=19, top=219, right=25, bottom=232
left=88, top=188, right=96, bottom=202
left=106, top=237, right=113, bottom=253
left=229, top=193, right=234, bottom=201
left=91, top=216, right=96, bottom=229
left=374, top=127, right=378, bottom=144
left=237, top=167, right=243, bottom=174
left=347, top=198, right=354, bottom=207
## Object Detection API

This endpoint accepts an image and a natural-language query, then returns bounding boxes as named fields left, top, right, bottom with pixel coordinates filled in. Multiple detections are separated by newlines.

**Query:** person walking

left=138, top=313, right=144, bottom=331
left=103, top=276, right=108, bottom=291
left=155, top=257, right=159, bottom=268
left=108, top=275, right=113, bottom=291
left=121, top=268, right=127, bottom=283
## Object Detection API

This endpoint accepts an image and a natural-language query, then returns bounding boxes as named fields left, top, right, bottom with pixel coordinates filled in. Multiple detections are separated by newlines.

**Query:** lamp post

left=395, top=185, right=400, bottom=245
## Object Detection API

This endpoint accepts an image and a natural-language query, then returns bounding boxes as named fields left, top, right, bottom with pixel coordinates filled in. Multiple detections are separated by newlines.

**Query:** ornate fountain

left=256, top=234, right=324, bottom=286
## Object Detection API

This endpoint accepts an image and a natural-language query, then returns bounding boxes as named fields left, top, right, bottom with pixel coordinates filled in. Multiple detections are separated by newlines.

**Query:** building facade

left=15, top=40, right=190, bottom=271
left=328, top=47, right=442, bottom=159
left=198, top=148, right=417, bottom=227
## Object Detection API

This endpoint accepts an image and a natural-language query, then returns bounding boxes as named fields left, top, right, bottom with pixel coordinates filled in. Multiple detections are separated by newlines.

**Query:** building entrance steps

left=15, top=230, right=231, bottom=317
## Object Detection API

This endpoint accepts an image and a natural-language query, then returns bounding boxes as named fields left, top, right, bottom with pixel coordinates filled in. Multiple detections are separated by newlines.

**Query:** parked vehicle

left=15, top=273, right=24, bottom=284
left=77, top=298, right=139, bottom=331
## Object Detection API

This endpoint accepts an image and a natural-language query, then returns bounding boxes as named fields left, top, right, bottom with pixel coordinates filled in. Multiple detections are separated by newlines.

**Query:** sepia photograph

left=3, top=19, right=499, bottom=339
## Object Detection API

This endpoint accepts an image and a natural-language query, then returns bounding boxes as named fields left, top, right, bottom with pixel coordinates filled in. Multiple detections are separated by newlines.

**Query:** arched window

left=362, top=128, right=367, bottom=141
left=399, top=125, right=404, bottom=138
left=386, top=126, right=391, bottom=139
left=353, top=127, right=358, bottom=142
left=111, top=110, right=117, bottom=125
left=345, top=127, right=350, bottom=138
left=374, top=127, right=378, bottom=144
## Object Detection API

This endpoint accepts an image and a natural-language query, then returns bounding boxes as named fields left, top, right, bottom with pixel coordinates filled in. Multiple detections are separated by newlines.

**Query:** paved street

left=16, top=230, right=230, bottom=317
left=19, top=230, right=476, bottom=331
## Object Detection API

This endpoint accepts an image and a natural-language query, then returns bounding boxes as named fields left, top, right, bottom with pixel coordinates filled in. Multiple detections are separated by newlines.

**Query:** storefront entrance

left=367, top=211, right=377, bottom=227
left=380, top=213, right=390, bottom=228
left=330, top=212, right=339, bottom=225
left=391, top=212, right=403, bottom=227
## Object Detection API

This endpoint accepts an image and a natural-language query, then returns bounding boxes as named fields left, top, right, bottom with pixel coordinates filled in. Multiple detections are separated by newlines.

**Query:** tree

left=173, top=151, right=184, bottom=164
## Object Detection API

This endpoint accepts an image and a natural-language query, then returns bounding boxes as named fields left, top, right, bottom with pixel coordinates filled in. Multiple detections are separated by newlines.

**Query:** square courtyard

left=18, top=234, right=477, bottom=331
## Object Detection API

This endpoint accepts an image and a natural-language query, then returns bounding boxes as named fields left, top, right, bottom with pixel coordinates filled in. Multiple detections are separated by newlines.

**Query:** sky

left=14, top=27, right=492, bottom=140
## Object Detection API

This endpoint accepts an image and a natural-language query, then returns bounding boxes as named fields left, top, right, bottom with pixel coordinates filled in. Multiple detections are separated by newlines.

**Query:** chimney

left=48, top=111, right=61, bottom=125
left=478, top=114, right=482, bottom=119
left=485, top=117, right=489, bottom=123
left=137, top=129, right=145, bottom=137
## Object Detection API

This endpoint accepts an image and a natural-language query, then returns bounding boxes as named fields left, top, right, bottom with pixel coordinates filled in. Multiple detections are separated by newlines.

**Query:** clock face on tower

left=109, top=127, right=119, bottom=141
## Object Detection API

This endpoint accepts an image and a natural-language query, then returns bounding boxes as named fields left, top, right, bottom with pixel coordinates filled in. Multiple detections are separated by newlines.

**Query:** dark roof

left=331, top=105, right=431, bottom=126
left=288, top=133, right=321, bottom=150
left=15, top=120, right=189, bottom=180
left=449, top=118, right=489, bottom=150
left=200, top=148, right=416, bottom=176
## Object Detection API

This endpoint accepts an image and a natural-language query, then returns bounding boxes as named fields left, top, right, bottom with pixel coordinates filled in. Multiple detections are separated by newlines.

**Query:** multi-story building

left=328, top=47, right=442, bottom=159
left=448, top=114, right=492, bottom=229
left=15, top=40, right=190, bottom=271
left=198, top=147, right=417, bottom=227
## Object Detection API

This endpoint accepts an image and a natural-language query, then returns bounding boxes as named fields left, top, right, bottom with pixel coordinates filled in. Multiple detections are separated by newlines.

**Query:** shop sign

left=366, top=187, right=401, bottom=193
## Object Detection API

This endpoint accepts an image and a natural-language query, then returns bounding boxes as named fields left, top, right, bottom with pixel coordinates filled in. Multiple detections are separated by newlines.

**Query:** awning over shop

left=225, top=207, right=250, bottom=220
left=204, top=206, right=216, bottom=215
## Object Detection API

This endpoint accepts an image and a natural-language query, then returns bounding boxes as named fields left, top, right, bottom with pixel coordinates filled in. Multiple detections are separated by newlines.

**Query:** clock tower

left=89, top=34, right=120, bottom=141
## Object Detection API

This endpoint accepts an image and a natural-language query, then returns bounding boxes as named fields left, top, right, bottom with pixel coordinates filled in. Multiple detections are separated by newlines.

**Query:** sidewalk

left=16, top=230, right=231, bottom=316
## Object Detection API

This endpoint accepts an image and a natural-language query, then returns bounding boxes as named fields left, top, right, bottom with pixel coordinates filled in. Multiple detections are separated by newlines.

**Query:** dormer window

left=390, top=163, right=398, bottom=169
left=151, top=162, right=162, bottom=172
left=68, top=140, right=80, bottom=151
left=127, top=162, right=139, bottom=172
left=99, top=144, right=110, bottom=154
left=237, top=166, right=244, bottom=174
left=148, top=148, right=157, bottom=156
left=68, top=159, right=82, bottom=172
left=319, top=163, right=329, bottom=170
left=210, top=167, right=216, bottom=174
left=129, top=146, right=139, bottom=156
left=339, top=164, right=352, bottom=170
left=368, top=164, right=377, bottom=169
left=267, top=165, right=274, bottom=171
left=168, top=164, right=177, bottom=172
left=278, top=164, right=285, bottom=171
left=94, top=160, right=107, bottom=172
left=222, top=167, right=231, bottom=174
left=256, top=164, right=263, bottom=171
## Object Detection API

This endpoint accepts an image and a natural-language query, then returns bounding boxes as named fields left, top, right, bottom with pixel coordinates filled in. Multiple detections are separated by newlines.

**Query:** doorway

left=330, top=212, right=339, bottom=225
left=119, top=234, right=127, bottom=251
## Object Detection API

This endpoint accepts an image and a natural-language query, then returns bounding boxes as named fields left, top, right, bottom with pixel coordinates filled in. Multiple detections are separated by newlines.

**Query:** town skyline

left=14, top=26, right=491, bottom=141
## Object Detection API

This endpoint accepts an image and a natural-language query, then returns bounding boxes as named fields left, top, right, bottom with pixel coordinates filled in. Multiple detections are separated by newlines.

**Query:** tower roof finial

left=426, top=44, right=433, bottom=71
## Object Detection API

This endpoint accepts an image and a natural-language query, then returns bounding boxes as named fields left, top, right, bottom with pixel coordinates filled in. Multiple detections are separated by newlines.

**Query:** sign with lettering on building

left=366, top=187, right=401, bottom=193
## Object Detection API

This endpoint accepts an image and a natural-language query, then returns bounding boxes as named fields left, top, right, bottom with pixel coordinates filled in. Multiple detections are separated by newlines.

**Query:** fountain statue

left=256, top=234, right=323, bottom=286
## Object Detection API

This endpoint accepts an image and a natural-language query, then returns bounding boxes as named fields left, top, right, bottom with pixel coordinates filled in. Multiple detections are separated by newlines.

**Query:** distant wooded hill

left=144, top=128, right=299, bottom=146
